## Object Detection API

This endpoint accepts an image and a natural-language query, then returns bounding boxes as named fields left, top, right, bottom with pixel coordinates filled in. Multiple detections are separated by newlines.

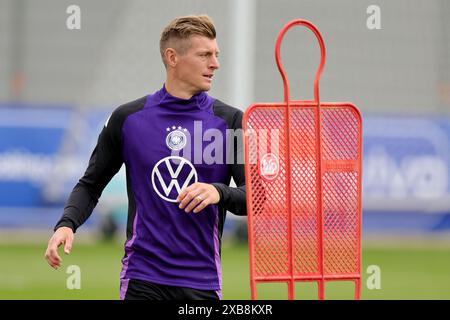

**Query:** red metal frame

left=243, top=19, right=363, bottom=300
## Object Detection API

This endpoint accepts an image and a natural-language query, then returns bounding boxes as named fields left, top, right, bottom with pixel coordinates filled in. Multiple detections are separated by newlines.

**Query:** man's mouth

left=203, top=74, right=213, bottom=80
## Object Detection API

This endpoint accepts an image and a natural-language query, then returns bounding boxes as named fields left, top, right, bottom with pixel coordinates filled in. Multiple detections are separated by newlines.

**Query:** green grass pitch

left=0, top=241, right=449, bottom=299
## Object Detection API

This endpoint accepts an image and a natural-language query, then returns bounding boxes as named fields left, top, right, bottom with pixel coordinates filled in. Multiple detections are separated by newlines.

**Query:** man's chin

left=193, top=82, right=212, bottom=93
left=201, top=84, right=212, bottom=92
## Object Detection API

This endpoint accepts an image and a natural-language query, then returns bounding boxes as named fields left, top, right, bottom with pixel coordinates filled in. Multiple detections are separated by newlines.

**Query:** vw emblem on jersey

left=260, top=153, right=279, bottom=180
left=166, top=126, right=188, bottom=151
left=151, top=156, right=198, bottom=202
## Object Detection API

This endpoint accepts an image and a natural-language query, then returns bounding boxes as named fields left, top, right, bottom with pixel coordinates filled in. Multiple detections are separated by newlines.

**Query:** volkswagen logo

left=151, top=156, right=198, bottom=202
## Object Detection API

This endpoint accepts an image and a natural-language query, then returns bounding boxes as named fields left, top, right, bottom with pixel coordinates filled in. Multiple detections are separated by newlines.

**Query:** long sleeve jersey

left=54, top=85, right=246, bottom=299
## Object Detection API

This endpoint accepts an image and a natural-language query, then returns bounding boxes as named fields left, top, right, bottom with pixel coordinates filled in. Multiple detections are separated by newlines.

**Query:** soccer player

left=44, top=15, right=246, bottom=300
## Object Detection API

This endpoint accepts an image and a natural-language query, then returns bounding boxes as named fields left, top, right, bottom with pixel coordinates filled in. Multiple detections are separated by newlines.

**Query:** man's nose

left=210, top=56, right=220, bottom=69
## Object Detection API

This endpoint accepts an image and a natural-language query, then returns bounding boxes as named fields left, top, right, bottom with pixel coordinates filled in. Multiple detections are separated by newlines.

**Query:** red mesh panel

left=244, top=20, right=362, bottom=300
left=247, top=107, right=289, bottom=277
left=245, top=104, right=362, bottom=299
left=291, top=107, right=320, bottom=277
left=321, top=107, right=361, bottom=276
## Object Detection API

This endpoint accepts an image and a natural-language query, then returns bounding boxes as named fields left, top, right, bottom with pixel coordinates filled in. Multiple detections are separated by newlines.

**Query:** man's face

left=173, top=36, right=220, bottom=95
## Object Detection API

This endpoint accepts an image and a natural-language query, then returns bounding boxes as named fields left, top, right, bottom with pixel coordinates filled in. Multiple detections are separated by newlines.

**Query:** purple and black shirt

left=55, top=86, right=246, bottom=299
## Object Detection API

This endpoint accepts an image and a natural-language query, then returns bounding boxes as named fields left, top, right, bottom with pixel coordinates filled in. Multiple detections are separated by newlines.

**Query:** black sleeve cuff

left=54, top=219, right=77, bottom=233
left=212, top=183, right=227, bottom=205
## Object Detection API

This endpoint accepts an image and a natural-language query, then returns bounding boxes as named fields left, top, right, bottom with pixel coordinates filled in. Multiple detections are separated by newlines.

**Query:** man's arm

left=45, top=97, right=145, bottom=269
left=54, top=113, right=124, bottom=232
left=212, top=170, right=246, bottom=216
left=45, top=118, right=123, bottom=268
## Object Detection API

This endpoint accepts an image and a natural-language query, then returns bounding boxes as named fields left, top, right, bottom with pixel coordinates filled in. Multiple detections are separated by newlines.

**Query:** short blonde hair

left=160, top=15, right=216, bottom=67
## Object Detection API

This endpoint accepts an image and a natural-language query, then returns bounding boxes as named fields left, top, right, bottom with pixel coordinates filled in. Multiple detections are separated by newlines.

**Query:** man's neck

left=165, top=79, right=198, bottom=100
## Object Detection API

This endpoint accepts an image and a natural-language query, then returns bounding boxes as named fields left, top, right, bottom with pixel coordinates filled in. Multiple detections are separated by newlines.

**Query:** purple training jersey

left=55, top=86, right=246, bottom=299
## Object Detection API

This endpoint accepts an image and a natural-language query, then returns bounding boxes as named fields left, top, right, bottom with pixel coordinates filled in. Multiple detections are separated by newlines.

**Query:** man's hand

left=177, top=182, right=220, bottom=213
left=44, top=227, right=74, bottom=269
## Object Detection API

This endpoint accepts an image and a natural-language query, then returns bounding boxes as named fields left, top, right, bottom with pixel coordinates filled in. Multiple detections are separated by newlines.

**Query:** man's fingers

left=45, top=237, right=64, bottom=268
left=176, top=183, right=200, bottom=203
left=49, top=246, right=61, bottom=263
left=179, top=193, right=195, bottom=210
left=184, top=193, right=206, bottom=213
left=45, top=227, right=75, bottom=269
left=64, top=237, right=73, bottom=254
left=193, top=196, right=210, bottom=213
left=45, top=248, right=61, bottom=269
left=49, top=257, right=61, bottom=269
left=176, top=189, right=187, bottom=203
left=178, top=188, right=201, bottom=210
left=177, top=183, right=220, bottom=212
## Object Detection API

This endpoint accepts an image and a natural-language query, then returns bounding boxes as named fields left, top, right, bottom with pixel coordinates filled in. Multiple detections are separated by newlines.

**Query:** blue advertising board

left=0, top=106, right=449, bottom=232
left=0, top=105, right=110, bottom=228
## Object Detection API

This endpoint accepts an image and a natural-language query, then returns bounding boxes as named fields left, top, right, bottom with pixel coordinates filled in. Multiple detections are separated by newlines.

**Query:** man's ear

left=165, top=48, right=178, bottom=67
